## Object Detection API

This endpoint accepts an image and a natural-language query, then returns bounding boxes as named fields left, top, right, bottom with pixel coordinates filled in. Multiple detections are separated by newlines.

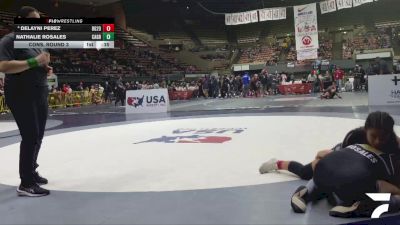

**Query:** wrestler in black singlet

left=314, top=144, right=397, bottom=204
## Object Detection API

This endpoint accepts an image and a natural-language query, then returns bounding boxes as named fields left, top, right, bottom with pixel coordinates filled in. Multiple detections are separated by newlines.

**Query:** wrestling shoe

left=33, top=172, right=48, bottom=185
left=17, top=183, right=50, bottom=197
left=329, top=200, right=378, bottom=218
left=259, top=158, right=278, bottom=174
left=291, top=186, right=309, bottom=213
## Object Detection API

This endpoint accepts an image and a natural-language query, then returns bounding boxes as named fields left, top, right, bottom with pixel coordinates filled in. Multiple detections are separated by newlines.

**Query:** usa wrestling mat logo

left=134, top=128, right=246, bottom=144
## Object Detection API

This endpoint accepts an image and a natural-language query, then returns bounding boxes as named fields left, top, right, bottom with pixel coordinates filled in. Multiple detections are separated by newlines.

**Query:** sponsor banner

left=278, top=83, right=313, bottom=95
left=238, top=13, right=244, bottom=24
left=259, top=8, right=273, bottom=21
left=353, top=0, right=363, bottom=7
left=320, top=1, right=329, bottom=14
left=337, top=0, right=353, bottom=9
left=323, top=0, right=370, bottom=13
left=126, top=89, right=170, bottom=114
left=250, top=10, right=259, bottom=23
left=232, top=13, right=238, bottom=25
left=297, top=48, right=318, bottom=60
left=258, top=7, right=285, bottom=21
left=169, top=91, right=194, bottom=100
left=327, top=0, right=337, bottom=12
left=225, top=14, right=232, bottom=25
left=226, top=0, right=373, bottom=25
left=344, top=0, right=354, bottom=8
left=225, top=11, right=259, bottom=25
left=321, top=0, right=337, bottom=14
left=368, top=74, right=400, bottom=106
left=362, top=0, right=374, bottom=4
left=243, top=11, right=251, bottom=24
left=279, top=7, right=287, bottom=20
left=294, top=3, right=319, bottom=51
left=272, top=8, right=280, bottom=20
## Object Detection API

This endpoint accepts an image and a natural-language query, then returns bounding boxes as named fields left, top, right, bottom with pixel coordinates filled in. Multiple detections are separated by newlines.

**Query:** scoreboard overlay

left=13, top=18, right=115, bottom=49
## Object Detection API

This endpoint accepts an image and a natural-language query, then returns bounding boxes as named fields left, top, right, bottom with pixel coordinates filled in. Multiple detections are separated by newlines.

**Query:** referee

left=0, top=6, right=52, bottom=197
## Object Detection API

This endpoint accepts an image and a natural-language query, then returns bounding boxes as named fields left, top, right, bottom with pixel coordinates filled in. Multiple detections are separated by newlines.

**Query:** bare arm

left=0, top=52, right=50, bottom=74
left=0, top=60, right=30, bottom=74
left=0, top=34, right=50, bottom=75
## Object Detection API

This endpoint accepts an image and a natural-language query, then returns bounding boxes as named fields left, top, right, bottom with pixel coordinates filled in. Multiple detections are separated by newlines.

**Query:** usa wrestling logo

left=127, top=95, right=167, bottom=108
left=127, top=96, right=144, bottom=108
left=134, top=128, right=246, bottom=144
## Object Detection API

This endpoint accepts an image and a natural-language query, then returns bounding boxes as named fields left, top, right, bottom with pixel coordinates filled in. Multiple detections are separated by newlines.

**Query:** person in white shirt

left=344, top=79, right=352, bottom=92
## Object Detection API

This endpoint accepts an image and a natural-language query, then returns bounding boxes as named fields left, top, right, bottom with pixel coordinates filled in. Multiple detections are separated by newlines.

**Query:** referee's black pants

left=5, top=85, right=48, bottom=186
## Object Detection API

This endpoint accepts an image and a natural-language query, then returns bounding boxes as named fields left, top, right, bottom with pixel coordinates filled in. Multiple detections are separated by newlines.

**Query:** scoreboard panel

left=13, top=18, right=115, bottom=49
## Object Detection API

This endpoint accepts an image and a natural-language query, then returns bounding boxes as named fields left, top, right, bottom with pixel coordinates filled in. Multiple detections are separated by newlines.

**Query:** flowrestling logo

left=134, top=128, right=246, bottom=144
left=366, top=193, right=391, bottom=219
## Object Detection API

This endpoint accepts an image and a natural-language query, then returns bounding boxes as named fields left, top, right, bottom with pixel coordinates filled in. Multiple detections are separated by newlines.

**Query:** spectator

left=261, top=73, right=268, bottom=95
left=76, top=81, right=84, bottom=91
left=62, top=84, right=69, bottom=93
left=242, top=72, right=250, bottom=97
left=307, top=72, right=317, bottom=83
left=202, top=76, right=209, bottom=98
left=334, top=66, right=345, bottom=92
left=114, top=77, right=125, bottom=106
left=353, top=65, right=365, bottom=91
left=290, top=74, right=295, bottom=84
left=345, top=78, right=353, bottom=92
left=104, top=81, right=112, bottom=103
left=210, top=76, right=219, bottom=98
left=396, top=62, right=400, bottom=73
left=250, top=74, right=260, bottom=97
left=372, top=57, right=390, bottom=75
left=280, top=72, right=287, bottom=84
left=50, top=85, right=57, bottom=94
left=153, top=82, right=160, bottom=89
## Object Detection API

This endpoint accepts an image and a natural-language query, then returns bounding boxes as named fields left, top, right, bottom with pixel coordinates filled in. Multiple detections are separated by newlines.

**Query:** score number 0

left=102, top=24, right=114, bottom=32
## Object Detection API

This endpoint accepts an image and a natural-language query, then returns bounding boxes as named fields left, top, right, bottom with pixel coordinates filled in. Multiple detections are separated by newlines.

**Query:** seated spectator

left=344, top=79, right=353, bottom=92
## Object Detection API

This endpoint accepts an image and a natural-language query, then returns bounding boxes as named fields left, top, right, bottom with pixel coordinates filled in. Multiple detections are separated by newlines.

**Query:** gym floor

left=0, top=92, right=399, bottom=225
